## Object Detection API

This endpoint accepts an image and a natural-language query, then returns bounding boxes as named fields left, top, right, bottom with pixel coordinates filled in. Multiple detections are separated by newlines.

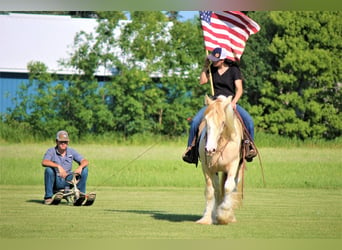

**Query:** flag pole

left=206, top=50, right=215, bottom=96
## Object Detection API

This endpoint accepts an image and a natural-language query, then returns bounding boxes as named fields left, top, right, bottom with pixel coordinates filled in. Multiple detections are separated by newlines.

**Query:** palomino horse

left=197, top=95, right=244, bottom=225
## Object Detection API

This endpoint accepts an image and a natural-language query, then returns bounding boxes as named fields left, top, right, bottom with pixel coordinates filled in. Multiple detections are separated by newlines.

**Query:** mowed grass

left=0, top=143, right=341, bottom=239
left=0, top=186, right=341, bottom=239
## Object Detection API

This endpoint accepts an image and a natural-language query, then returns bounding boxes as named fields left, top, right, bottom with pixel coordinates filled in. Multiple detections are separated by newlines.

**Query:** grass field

left=0, top=186, right=341, bottom=239
left=0, top=143, right=341, bottom=240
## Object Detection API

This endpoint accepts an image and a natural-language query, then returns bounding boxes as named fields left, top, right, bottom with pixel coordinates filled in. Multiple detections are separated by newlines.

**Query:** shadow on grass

left=26, top=199, right=44, bottom=204
left=107, top=209, right=201, bottom=223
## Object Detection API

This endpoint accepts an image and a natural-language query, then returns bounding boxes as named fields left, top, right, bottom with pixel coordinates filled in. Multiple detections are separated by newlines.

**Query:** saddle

left=183, top=112, right=258, bottom=166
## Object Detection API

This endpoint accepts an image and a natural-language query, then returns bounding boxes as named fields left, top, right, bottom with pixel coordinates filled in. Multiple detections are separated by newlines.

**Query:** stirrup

left=244, top=140, right=257, bottom=162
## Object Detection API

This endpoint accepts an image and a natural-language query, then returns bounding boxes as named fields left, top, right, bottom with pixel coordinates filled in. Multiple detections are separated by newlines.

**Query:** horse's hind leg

left=196, top=173, right=218, bottom=225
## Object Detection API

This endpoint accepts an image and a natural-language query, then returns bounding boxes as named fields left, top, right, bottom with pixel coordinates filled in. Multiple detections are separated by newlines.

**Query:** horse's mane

left=205, top=95, right=237, bottom=138
left=224, top=99, right=236, bottom=138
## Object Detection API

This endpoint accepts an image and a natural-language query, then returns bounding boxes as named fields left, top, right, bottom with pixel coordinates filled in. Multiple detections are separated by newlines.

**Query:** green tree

left=240, top=11, right=276, bottom=129
left=251, top=11, right=341, bottom=139
left=161, top=17, right=206, bottom=135
left=55, top=11, right=127, bottom=136
left=104, top=11, right=204, bottom=136
left=4, top=61, right=80, bottom=139
left=101, top=11, right=169, bottom=136
left=5, top=11, right=340, bottom=141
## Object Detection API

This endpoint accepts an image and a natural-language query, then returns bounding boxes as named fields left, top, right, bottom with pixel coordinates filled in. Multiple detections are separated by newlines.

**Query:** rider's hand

left=204, top=57, right=210, bottom=69
left=230, top=101, right=237, bottom=110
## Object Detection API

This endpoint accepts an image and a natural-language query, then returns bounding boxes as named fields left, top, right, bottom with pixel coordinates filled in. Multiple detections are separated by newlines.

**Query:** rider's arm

left=200, top=69, right=209, bottom=85
left=231, top=79, right=243, bottom=109
left=199, top=58, right=210, bottom=85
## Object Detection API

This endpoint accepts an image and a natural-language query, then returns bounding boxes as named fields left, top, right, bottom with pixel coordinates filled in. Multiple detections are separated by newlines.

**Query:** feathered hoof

left=216, top=210, right=237, bottom=225
left=216, top=218, right=229, bottom=225
left=216, top=216, right=237, bottom=225
left=196, top=217, right=212, bottom=225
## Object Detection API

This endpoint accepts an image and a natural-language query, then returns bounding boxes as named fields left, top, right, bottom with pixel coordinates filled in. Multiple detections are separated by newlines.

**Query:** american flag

left=200, top=11, right=260, bottom=61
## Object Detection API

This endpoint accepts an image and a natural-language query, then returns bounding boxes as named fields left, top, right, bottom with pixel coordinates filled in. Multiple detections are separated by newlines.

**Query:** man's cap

left=56, top=130, right=69, bottom=141
left=207, top=47, right=229, bottom=62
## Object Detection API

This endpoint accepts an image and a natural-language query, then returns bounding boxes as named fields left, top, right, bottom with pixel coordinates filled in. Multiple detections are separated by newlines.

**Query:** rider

left=42, top=130, right=89, bottom=205
left=182, top=47, right=257, bottom=164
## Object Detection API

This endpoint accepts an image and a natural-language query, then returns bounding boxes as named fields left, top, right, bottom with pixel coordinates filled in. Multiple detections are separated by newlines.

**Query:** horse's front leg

left=196, top=172, right=218, bottom=225
left=216, top=164, right=239, bottom=224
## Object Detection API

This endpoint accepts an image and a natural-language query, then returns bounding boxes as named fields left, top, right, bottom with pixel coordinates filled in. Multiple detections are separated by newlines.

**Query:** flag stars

left=200, top=11, right=212, bottom=24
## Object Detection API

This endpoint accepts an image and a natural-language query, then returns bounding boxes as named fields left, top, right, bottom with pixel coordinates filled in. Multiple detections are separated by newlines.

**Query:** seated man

left=42, top=130, right=93, bottom=205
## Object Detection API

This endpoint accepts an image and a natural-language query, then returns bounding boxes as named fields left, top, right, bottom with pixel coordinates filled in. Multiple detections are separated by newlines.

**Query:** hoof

left=196, top=218, right=212, bottom=225
left=216, top=218, right=229, bottom=225
left=216, top=215, right=237, bottom=225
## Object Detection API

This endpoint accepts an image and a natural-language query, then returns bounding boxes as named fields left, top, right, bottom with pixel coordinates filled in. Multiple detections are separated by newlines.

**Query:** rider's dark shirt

left=210, top=65, right=242, bottom=99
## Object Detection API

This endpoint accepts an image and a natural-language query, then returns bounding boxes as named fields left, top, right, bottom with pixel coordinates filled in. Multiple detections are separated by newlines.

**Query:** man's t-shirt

left=43, top=147, right=84, bottom=174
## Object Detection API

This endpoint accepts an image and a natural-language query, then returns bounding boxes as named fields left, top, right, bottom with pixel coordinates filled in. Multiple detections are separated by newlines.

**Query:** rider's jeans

left=236, top=104, right=254, bottom=140
left=44, top=167, right=88, bottom=199
left=187, top=104, right=254, bottom=147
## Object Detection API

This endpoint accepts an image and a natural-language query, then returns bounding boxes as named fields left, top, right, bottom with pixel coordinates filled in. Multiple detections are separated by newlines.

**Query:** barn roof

left=0, top=13, right=118, bottom=76
left=0, top=13, right=178, bottom=78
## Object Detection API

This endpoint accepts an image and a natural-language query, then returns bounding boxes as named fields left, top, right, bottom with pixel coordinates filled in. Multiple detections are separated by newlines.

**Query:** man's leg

left=75, top=167, right=96, bottom=206
left=44, top=167, right=56, bottom=199
left=55, top=173, right=68, bottom=191
left=44, top=167, right=63, bottom=205
left=71, top=167, right=90, bottom=206
left=77, top=167, right=88, bottom=194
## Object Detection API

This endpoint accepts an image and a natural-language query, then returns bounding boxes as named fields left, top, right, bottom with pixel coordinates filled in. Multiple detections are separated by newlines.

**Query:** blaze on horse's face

left=204, top=96, right=230, bottom=156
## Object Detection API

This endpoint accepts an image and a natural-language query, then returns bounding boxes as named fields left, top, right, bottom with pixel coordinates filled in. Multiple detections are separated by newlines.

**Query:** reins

left=91, top=143, right=158, bottom=191
left=208, top=136, right=230, bottom=168
left=233, top=108, right=266, bottom=187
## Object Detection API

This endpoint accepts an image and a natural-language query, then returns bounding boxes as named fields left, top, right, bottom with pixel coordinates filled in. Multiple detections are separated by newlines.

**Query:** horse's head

left=204, top=95, right=232, bottom=156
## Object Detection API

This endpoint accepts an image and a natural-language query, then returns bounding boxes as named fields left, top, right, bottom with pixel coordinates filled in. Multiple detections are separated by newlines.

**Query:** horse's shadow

left=107, top=209, right=201, bottom=223
left=26, top=199, right=44, bottom=204
left=25, top=200, right=200, bottom=222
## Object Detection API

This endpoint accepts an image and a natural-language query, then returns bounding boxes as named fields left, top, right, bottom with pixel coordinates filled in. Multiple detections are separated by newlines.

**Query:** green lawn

left=0, top=143, right=341, bottom=240
left=0, top=185, right=341, bottom=239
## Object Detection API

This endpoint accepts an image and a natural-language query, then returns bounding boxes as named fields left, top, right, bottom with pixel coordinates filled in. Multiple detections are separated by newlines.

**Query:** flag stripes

left=200, top=11, right=260, bottom=61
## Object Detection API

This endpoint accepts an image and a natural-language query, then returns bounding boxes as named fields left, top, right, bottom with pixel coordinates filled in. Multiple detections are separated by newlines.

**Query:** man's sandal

left=44, top=192, right=63, bottom=205
left=73, top=193, right=86, bottom=206
left=83, top=192, right=96, bottom=206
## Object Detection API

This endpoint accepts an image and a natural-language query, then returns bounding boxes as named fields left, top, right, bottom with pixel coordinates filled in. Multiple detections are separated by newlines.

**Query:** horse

left=196, top=95, right=244, bottom=225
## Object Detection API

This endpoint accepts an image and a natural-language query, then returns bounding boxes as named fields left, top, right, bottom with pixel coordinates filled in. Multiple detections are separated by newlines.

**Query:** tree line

left=2, top=11, right=341, bottom=141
